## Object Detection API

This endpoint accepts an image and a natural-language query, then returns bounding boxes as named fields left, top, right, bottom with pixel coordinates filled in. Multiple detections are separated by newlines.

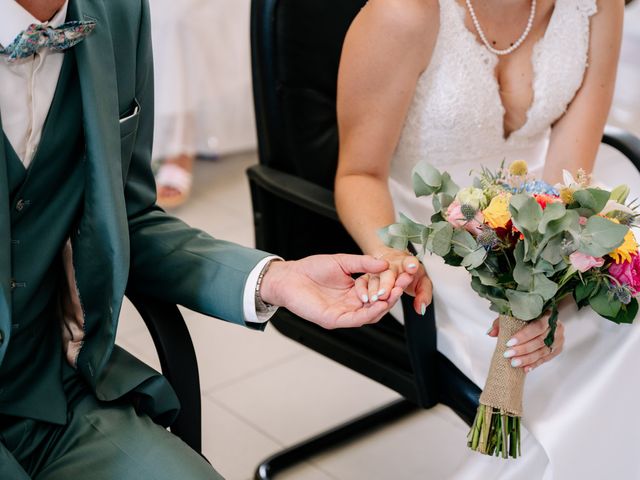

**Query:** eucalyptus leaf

left=578, top=216, right=628, bottom=257
left=513, top=258, right=533, bottom=289
left=412, top=162, right=442, bottom=197
left=533, top=258, right=555, bottom=275
left=505, top=290, right=545, bottom=320
left=538, top=203, right=566, bottom=234
left=532, top=273, right=558, bottom=301
left=473, top=267, right=499, bottom=286
left=510, top=194, right=543, bottom=232
left=462, top=247, right=487, bottom=269
left=540, top=235, right=564, bottom=265
left=573, top=188, right=610, bottom=214
left=439, top=172, right=460, bottom=198
left=452, top=230, right=478, bottom=257
left=378, top=224, right=409, bottom=251
left=428, top=222, right=454, bottom=257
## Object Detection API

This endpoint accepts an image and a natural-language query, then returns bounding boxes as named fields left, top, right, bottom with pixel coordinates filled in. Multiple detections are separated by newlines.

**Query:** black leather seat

left=247, top=0, right=640, bottom=477
left=125, top=293, right=202, bottom=453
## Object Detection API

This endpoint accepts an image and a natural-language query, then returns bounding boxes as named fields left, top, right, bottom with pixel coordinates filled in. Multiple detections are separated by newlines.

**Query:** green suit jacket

left=0, top=0, right=269, bottom=423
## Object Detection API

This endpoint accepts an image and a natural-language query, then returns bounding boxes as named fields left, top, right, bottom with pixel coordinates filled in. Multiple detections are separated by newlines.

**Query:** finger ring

left=548, top=345, right=555, bottom=354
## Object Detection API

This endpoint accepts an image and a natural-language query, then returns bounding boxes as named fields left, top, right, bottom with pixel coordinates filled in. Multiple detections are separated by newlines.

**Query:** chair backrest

left=251, top=0, right=366, bottom=189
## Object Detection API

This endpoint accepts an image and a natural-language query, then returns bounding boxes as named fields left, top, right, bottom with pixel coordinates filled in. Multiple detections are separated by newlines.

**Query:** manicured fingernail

left=361, top=294, right=369, bottom=303
left=511, top=359, right=522, bottom=367
left=407, top=263, right=417, bottom=269
left=503, top=349, right=516, bottom=359
left=420, top=303, right=427, bottom=316
left=506, top=338, right=518, bottom=347
left=377, top=289, right=386, bottom=296
left=371, top=295, right=379, bottom=302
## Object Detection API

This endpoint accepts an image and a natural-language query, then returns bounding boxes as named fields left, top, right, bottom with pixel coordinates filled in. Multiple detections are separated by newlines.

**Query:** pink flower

left=446, top=201, right=484, bottom=236
left=569, top=252, right=605, bottom=273
left=609, top=254, right=640, bottom=294
left=579, top=216, right=588, bottom=226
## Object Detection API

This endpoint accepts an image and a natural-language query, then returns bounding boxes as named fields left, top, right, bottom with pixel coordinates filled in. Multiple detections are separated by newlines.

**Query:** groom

left=0, top=0, right=410, bottom=478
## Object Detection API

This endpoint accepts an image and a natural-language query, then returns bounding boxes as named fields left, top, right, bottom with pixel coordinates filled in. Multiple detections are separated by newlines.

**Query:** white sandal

left=155, top=163, right=194, bottom=209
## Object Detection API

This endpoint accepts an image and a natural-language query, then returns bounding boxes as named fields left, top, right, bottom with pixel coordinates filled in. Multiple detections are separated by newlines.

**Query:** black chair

left=248, top=1, right=640, bottom=478
left=126, top=293, right=202, bottom=453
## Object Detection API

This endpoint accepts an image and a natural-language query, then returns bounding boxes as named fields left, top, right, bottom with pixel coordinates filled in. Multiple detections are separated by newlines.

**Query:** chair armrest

left=126, top=292, right=202, bottom=454
left=247, top=164, right=338, bottom=221
left=602, top=126, right=640, bottom=170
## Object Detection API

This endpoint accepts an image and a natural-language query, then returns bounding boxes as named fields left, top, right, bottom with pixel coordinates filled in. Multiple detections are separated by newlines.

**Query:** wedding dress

left=388, top=0, right=640, bottom=478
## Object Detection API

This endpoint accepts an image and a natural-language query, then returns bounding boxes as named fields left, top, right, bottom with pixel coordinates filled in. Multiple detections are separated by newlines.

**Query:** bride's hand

left=354, top=249, right=433, bottom=315
left=487, top=312, right=565, bottom=373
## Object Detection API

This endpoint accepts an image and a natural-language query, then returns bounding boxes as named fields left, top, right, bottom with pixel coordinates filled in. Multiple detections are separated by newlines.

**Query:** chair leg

left=254, top=398, right=418, bottom=480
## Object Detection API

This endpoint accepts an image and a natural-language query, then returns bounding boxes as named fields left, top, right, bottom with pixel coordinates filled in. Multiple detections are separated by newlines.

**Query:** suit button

left=15, top=199, right=26, bottom=212
left=10, top=280, right=16, bottom=290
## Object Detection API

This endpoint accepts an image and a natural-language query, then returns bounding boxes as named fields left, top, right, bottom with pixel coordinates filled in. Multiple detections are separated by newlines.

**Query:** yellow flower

left=609, top=228, right=639, bottom=264
left=482, top=194, right=512, bottom=229
left=559, top=186, right=575, bottom=204
left=509, top=160, right=528, bottom=176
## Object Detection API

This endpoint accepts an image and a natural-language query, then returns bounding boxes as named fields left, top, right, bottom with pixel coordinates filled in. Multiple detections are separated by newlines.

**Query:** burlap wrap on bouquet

left=479, top=315, right=528, bottom=416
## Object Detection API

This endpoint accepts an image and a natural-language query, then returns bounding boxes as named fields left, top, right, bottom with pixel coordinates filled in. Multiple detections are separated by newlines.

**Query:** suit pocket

left=119, top=98, right=140, bottom=181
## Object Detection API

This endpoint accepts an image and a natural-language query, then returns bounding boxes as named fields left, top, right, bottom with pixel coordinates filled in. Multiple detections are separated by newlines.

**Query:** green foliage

left=573, top=188, right=610, bottom=215
left=579, top=216, right=628, bottom=257
left=509, top=194, right=543, bottom=232
left=505, top=290, right=544, bottom=320
left=427, top=222, right=454, bottom=257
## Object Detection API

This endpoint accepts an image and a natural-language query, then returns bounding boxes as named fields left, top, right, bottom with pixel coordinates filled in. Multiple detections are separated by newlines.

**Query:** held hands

left=487, top=313, right=565, bottom=372
left=259, top=254, right=413, bottom=329
left=356, top=249, right=433, bottom=315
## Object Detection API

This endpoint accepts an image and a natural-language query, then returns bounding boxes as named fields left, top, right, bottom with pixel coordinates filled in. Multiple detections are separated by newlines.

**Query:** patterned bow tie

left=0, top=20, right=96, bottom=63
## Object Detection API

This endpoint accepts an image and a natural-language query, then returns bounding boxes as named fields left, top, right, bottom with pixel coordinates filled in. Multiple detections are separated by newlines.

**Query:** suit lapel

left=0, top=116, right=12, bottom=360
left=67, top=0, right=129, bottom=380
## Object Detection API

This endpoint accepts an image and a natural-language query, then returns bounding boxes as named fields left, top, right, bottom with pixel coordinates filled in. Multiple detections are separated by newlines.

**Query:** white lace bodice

left=389, top=0, right=597, bottom=218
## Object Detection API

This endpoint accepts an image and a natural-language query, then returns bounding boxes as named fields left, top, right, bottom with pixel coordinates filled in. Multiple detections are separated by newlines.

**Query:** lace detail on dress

left=389, top=0, right=598, bottom=190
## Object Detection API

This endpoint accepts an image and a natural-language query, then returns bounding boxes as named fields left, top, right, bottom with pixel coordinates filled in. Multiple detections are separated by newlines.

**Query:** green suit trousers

left=0, top=371, right=222, bottom=480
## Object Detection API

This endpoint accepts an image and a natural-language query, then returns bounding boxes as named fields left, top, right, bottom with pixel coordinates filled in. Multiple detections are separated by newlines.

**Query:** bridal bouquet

left=381, top=160, right=639, bottom=459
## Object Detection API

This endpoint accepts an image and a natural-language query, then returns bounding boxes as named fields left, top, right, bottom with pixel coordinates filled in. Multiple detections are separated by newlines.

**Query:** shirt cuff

left=243, top=255, right=283, bottom=324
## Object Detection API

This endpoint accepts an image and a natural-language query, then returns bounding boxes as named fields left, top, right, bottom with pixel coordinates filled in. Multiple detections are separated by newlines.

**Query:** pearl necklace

left=465, top=0, right=537, bottom=56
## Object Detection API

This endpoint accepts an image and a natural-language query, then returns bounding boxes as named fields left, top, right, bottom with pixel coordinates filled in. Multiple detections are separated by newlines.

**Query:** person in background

left=150, top=0, right=256, bottom=208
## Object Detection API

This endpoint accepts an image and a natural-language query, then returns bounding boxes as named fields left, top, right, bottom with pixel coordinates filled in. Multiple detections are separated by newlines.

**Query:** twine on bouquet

left=467, top=315, right=527, bottom=459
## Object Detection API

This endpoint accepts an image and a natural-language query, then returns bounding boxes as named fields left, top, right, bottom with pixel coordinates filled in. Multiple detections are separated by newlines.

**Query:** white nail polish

left=361, top=294, right=369, bottom=303
left=407, top=263, right=417, bottom=269
left=371, top=295, right=379, bottom=302
left=421, top=303, right=427, bottom=316
left=506, top=338, right=518, bottom=347
left=377, top=288, right=386, bottom=296
left=503, top=349, right=516, bottom=359
left=511, top=359, right=522, bottom=367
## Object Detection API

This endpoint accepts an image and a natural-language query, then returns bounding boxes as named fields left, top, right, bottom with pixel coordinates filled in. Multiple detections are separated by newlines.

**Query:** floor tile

left=210, top=351, right=401, bottom=447
left=202, top=397, right=282, bottom=480
left=116, top=309, right=307, bottom=392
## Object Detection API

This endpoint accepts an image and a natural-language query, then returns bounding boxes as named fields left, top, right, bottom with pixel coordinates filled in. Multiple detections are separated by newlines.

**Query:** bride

left=335, top=0, right=637, bottom=478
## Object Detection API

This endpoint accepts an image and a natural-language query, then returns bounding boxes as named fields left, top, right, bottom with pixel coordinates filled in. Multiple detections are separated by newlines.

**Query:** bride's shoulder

left=355, top=0, right=440, bottom=51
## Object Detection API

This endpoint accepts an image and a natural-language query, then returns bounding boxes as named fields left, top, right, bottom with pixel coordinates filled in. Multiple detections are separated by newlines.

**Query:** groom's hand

left=259, top=254, right=409, bottom=329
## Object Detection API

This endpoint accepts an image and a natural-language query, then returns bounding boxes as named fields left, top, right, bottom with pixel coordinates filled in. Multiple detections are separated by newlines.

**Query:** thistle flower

left=460, top=203, right=478, bottom=221
left=477, top=229, right=499, bottom=250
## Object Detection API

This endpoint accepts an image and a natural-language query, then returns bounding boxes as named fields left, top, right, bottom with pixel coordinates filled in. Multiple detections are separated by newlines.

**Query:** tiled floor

left=116, top=7, right=640, bottom=480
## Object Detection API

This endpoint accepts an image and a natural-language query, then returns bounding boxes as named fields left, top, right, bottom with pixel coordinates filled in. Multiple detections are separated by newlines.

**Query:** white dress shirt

left=0, top=0, right=277, bottom=324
